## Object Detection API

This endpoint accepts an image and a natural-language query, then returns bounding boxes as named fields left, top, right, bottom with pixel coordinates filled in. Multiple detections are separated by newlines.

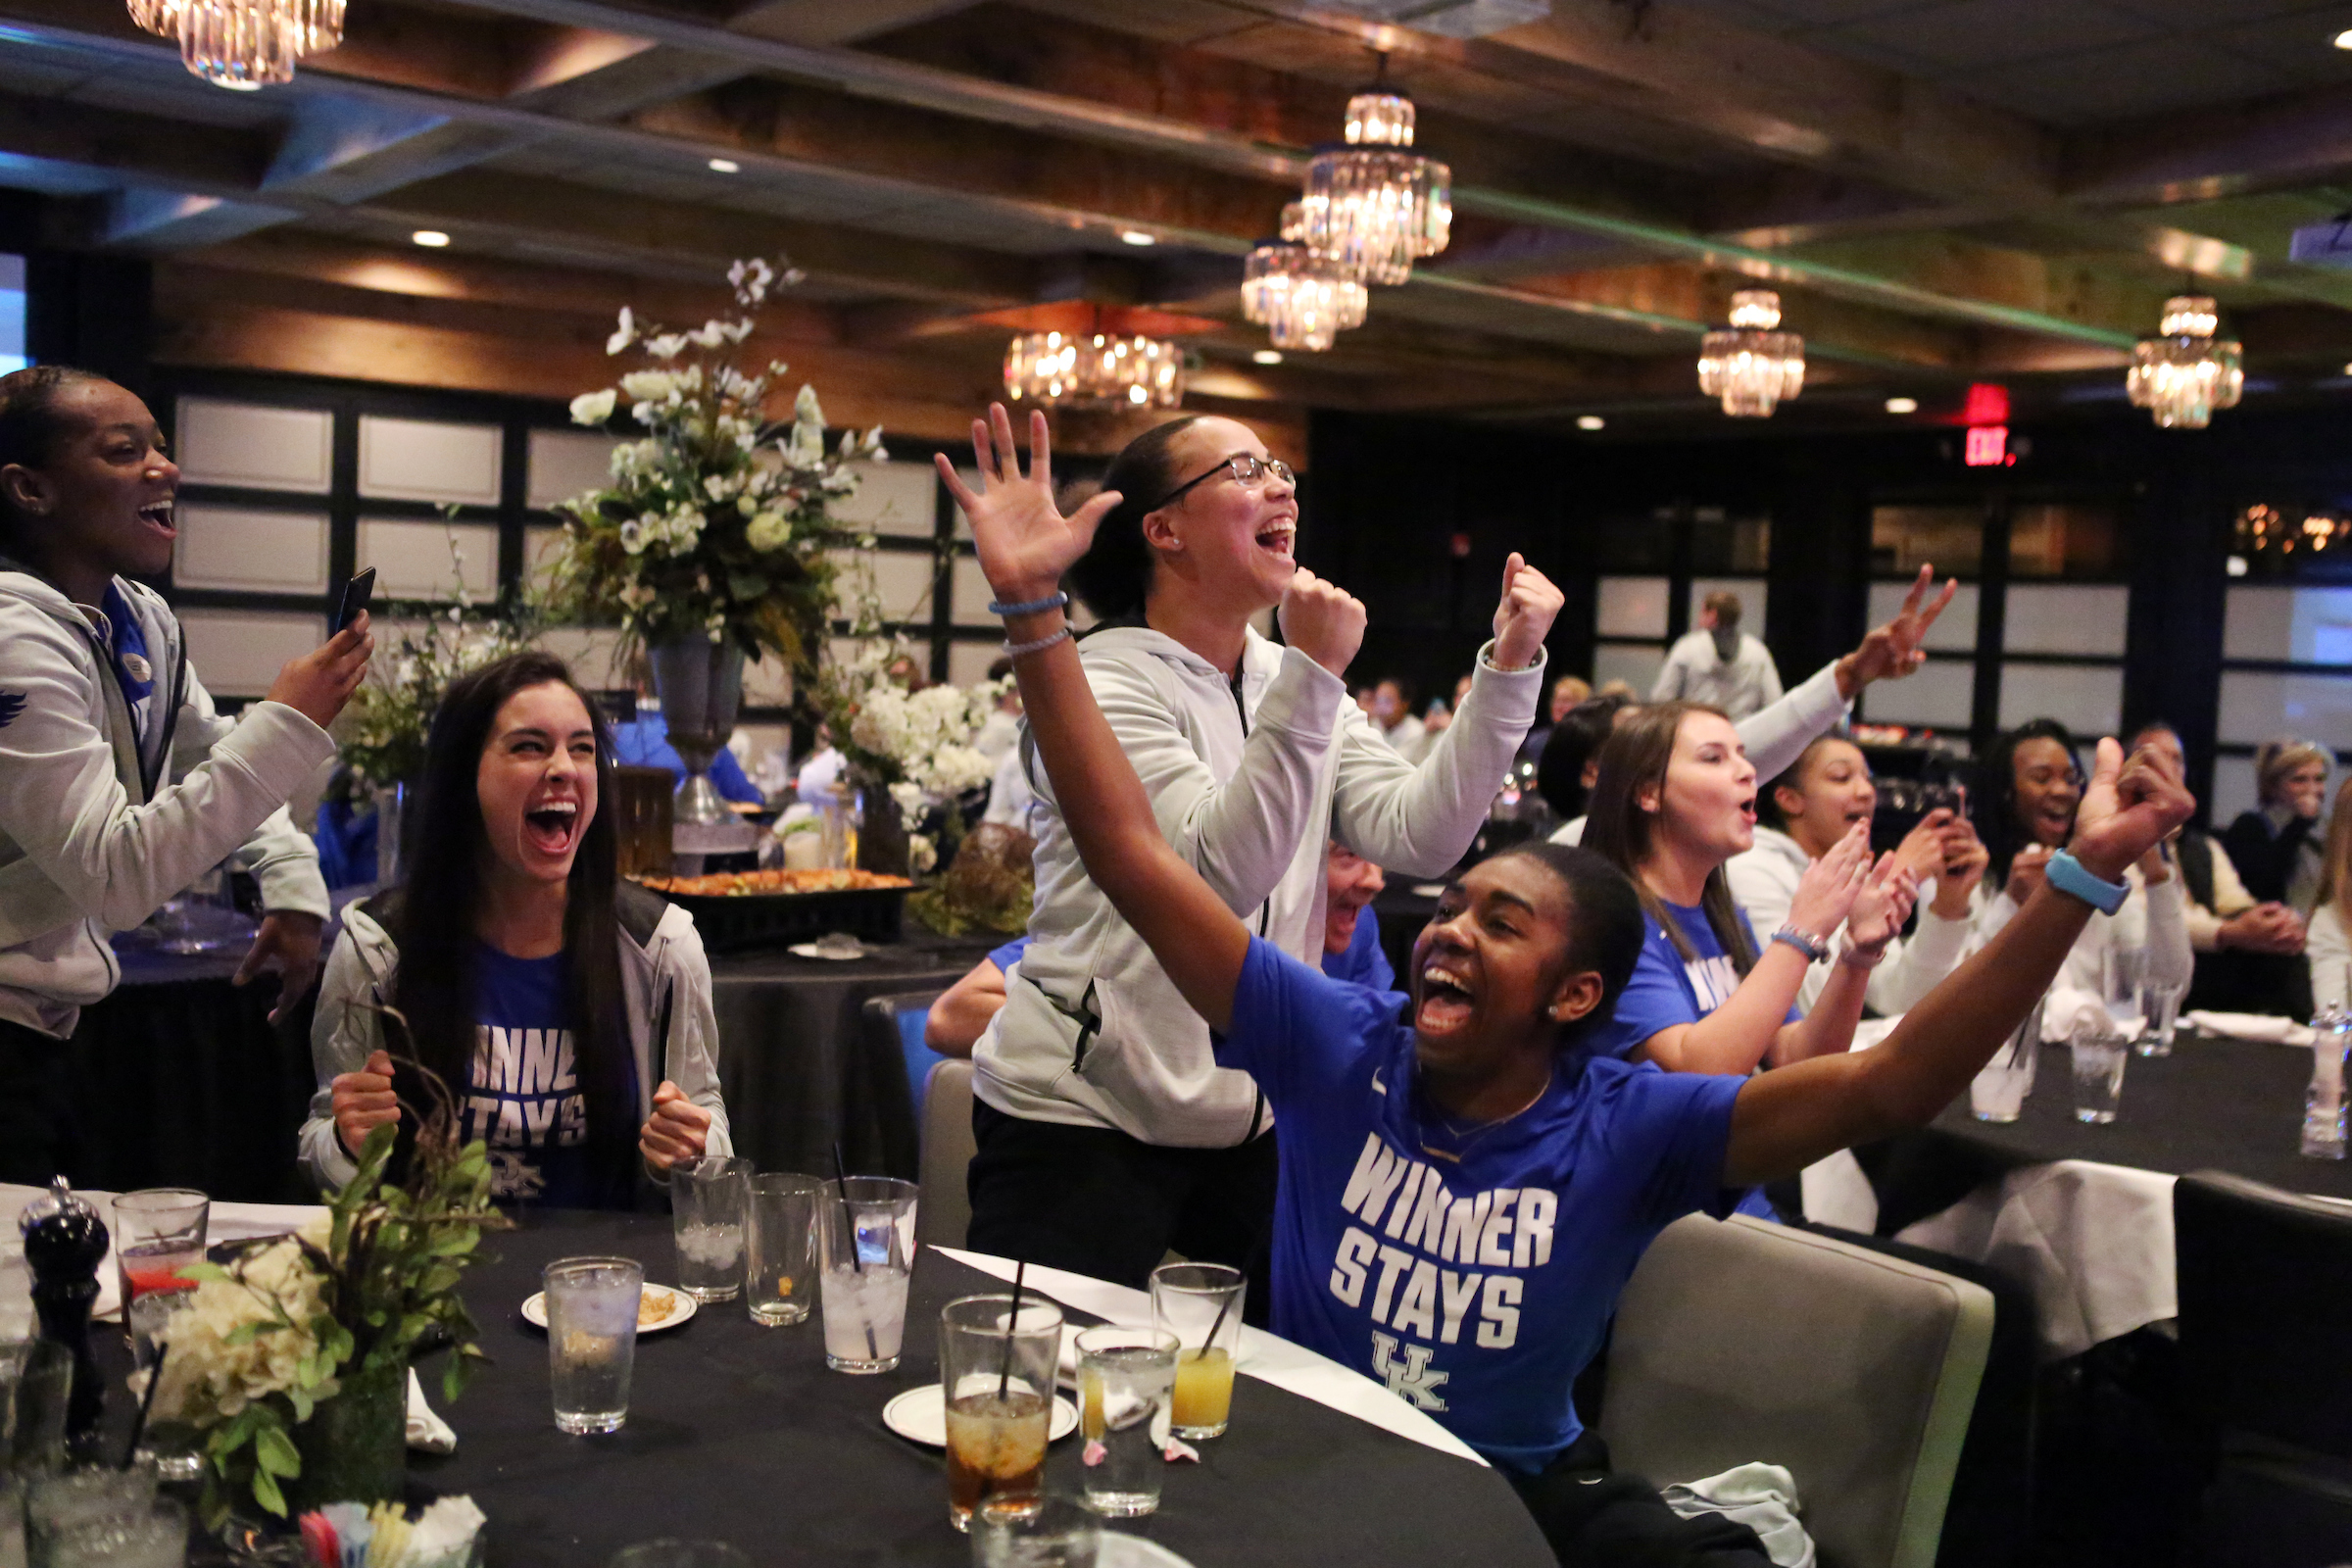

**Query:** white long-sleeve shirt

left=1726, top=826, right=1973, bottom=1016
left=1964, top=863, right=2193, bottom=1038
left=975, top=624, right=1543, bottom=1146
left=2309, top=901, right=2350, bottom=1013
left=1652, top=629, right=1784, bottom=720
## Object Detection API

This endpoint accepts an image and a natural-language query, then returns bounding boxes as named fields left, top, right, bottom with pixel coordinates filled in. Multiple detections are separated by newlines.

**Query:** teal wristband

left=2045, top=850, right=2128, bottom=915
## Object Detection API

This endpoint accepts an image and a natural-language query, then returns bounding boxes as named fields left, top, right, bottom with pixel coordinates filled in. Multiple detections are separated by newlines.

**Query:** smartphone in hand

left=333, top=567, right=376, bottom=634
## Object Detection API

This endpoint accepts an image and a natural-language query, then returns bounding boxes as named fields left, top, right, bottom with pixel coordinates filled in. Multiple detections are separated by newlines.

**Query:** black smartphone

left=333, top=567, right=376, bottom=633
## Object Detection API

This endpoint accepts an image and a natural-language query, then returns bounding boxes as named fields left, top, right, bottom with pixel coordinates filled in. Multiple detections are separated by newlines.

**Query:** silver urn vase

left=647, top=637, right=753, bottom=853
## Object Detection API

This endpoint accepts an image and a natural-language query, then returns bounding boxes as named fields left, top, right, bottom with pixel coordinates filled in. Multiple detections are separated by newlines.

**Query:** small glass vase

left=292, top=1357, right=407, bottom=1510
left=855, top=781, right=910, bottom=878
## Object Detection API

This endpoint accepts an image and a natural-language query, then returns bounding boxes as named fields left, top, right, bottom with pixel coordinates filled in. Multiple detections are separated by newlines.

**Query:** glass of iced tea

left=1150, top=1262, right=1244, bottom=1440
left=939, top=1293, right=1064, bottom=1532
left=110, top=1190, right=208, bottom=1313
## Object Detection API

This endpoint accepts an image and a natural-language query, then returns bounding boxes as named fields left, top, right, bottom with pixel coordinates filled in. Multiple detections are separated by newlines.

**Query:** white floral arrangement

left=549, top=257, right=886, bottom=669
left=149, top=1218, right=336, bottom=1431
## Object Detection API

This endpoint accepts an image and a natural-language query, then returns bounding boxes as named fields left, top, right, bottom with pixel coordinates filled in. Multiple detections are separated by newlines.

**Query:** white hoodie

left=975, top=624, right=1541, bottom=1147
left=0, top=563, right=333, bottom=1037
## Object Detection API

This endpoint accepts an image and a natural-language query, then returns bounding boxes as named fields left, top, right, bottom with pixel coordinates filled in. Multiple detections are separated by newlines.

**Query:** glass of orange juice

left=1149, top=1261, right=1244, bottom=1440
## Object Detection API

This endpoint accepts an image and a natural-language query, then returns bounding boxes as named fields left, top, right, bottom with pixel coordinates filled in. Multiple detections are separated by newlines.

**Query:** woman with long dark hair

left=1968, top=717, right=2191, bottom=1005
left=946, top=405, right=1562, bottom=1291
left=0, top=366, right=370, bottom=1184
left=301, top=652, right=729, bottom=1203
left=1582, top=703, right=1917, bottom=1077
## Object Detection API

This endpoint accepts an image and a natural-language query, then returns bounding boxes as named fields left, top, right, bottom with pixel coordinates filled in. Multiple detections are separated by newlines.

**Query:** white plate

left=880, top=1384, right=1079, bottom=1446
left=1100, top=1537, right=1195, bottom=1568
left=787, top=941, right=868, bottom=961
left=519, top=1282, right=697, bottom=1336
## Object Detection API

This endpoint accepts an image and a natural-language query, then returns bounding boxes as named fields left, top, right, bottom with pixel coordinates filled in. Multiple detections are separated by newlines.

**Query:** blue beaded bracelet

left=989, top=590, right=1069, bottom=616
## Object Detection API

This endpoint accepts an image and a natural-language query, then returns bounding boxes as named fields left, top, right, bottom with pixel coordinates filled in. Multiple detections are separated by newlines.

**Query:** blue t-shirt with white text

left=1587, top=899, right=1796, bottom=1062
left=461, top=944, right=634, bottom=1207
left=1321, top=906, right=1396, bottom=992
left=1215, top=937, right=1743, bottom=1473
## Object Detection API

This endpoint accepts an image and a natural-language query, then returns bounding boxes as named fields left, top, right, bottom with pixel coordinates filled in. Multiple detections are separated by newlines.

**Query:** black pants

left=964, top=1101, right=1277, bottom=1316
left=0, top=1015, right=78, bottom=1187
left=1509, top=1432, right=1775, bottom=1568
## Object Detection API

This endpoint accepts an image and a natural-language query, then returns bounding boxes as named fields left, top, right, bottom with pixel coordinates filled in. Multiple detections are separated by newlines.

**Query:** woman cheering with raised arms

left=950, top=409, right=2194, bottom=1567
left=943, top=407, right=1560, bottom=1291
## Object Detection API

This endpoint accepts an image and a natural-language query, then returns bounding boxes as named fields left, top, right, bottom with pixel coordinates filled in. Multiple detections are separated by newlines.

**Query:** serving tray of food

left=633, top=867, right=913, bottom=952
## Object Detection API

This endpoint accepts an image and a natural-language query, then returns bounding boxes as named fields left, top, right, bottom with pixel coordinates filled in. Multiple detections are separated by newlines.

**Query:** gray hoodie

left=0, top=563, right=332, bottom=1037
left=299, top=884, right=732, bottom=1193
left=974, top=624, right=1541, bottom=1148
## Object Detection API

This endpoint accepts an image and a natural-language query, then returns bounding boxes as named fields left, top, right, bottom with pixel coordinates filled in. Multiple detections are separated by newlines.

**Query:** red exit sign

left=1964, top=425, right=2014, bottom=466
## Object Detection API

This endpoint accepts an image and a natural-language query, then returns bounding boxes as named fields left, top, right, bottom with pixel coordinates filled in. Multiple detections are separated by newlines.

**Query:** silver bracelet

left=1003, top=625, right=1072, bottom=660
left=1770, top=925, right=1831, bottom=964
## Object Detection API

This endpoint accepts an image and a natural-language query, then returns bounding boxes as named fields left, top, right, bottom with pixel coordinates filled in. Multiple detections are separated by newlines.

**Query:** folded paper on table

left=2183, top=1011, right=2315, bottom=1047
left=937, top=1246, right=1486, bottom=1466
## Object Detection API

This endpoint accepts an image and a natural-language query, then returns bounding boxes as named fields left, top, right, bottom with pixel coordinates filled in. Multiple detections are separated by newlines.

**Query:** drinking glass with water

left=545, top=1256, right=644, bottom=1435
left=1075, top=1326, right=1178, bottom=1517
left=2066, top=1003, right=2130, bottom=1124
left=816, top=1177, right=917, bottom=1374
left=671, top=1156, right=751, bottom=1303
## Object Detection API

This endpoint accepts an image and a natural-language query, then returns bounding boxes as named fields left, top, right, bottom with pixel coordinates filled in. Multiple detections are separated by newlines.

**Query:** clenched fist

left=1279, top=566, right=1367, bottom=678
left=331, top=1048, right=400, bottom=1157
left=1493, top=554, right=1563, bottom=671
left=640, top=1081, right=713, bottom=1172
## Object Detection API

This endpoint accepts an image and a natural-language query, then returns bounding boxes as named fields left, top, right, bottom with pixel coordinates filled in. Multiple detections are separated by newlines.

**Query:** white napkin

left=406, top=1368, right=456, bottom=1453
left=2184, top=1010, right=2315, bottom=1047
left=1662, top=1462, right=1815, bottom=1568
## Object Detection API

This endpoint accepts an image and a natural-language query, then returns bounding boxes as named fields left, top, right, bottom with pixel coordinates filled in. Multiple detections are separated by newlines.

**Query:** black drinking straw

left=830, top=1143, right=878, bottom=1359
left=1199, top=1272, right=1240, bottom=1364
left=122, top=1342, right=167, bottom=1470
left=996, top=1258, right=1028, bottom=1401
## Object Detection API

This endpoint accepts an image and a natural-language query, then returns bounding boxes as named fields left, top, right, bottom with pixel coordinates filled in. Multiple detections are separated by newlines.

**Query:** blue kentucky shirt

left=1215, top=937, right=1744, bottom=1473
left=462, top=944, right=633, bottom=1206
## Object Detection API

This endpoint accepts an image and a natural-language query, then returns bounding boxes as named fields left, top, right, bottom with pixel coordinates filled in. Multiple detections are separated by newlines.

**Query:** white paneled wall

left=2003, top=585, right=2129, bottom=656
left=1867, top=580, right=1979, bottom=653
left=1596, top=576, right=1670, bottom=639
left=178, top=610, right=322, bottom=698
left=2210, top=755, right=2259, bottom=826
left=524, top=525, right=565, bottom=595
left=525, top=429, right=615, bottom=511
left=1592, top=643, right=1664, bottom=696
left=532, top=626, right=625, bottom=689
left=358, top=416, right=501, bottom=506
left=830, top=550, right=937, bottom=623
left=951, top=555, right=995, bottom=628
left=175, top=399, right=331, bottom=493
left=358, top=518, right=500, bottom=600
left=1687, top=577, right=1766, bottom=636
left=2223, top=585, right=2352, bottom=665
left=2216, top=670, right=2352, bottom=751
left=741, top=653, right=795, bottom=710
left=948, top=641, right=1003, bottom=688
left=831, top=461, right=942, bottom=539
left=1862, top=661, right=1974, bottom=729
left=1998, top=662, right=2124, bottom=739
left=172, top=507, right=330, bottom=594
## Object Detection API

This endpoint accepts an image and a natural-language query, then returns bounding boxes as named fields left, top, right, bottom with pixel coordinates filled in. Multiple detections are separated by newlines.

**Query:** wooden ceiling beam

left=2067, top=84, right=2352, bottom=210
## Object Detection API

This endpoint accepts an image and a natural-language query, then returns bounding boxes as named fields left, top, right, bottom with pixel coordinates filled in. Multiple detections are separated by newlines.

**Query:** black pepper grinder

left=19, top=1177, right=109, bottom=1457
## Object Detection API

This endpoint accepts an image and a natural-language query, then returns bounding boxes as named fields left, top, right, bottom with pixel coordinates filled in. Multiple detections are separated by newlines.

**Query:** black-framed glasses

left=1152, top=453, right=1295, bottom=510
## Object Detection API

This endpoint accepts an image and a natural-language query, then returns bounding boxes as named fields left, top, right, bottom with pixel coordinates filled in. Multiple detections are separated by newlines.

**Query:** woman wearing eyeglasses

left=1971, top=718, right=2191, bottom=1004
left=943, top=406, right=1562, bottom=1293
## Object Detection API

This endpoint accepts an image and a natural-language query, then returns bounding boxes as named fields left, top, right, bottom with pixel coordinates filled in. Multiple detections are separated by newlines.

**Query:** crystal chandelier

left=1696, top=290, right=1806, bottom=418
left=1239, top=205, right=1369, bottom=353
left=132, top=0, right=344, bottom=89
left=1298, top=74, right=1451, bottom=286
left=1004, top=329, right=1184, bottom=409
left=2126, top=295, right=2242, bottom=429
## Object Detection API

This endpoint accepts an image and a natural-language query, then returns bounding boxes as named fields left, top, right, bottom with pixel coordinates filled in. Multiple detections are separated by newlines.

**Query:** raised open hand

left=1836, top=564, right=1958, bottom=697
left=2071, top=735, right=2195, bottom=884
left=1492, top=553, right=1564, bottom=671
left=934, top=405, right=1121, bottom=608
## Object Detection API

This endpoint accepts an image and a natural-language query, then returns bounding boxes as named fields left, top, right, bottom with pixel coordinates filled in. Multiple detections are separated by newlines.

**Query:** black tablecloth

left=396, top=1210, right=1548, bottom=1568
left=63, top=942, right=316, bottom=1201
left=710, top=938, right=999, bottom=1181
left=1863, top=1030, right=2352, bottom=1235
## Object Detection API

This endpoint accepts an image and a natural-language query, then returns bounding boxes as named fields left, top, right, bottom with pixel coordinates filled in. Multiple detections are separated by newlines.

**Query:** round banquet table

left=709, top=935, right=999, bottom=1181
left=391, top=1208, right=1550, bottom=1568
left=1844, top=1028, right=2352, bottom=1361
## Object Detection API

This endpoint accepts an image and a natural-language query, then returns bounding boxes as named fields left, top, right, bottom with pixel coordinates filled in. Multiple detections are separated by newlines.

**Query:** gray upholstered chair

left=1600, top=1213, right=1994, bottom=1568
left=914, top=1058, right=978, bottom=1250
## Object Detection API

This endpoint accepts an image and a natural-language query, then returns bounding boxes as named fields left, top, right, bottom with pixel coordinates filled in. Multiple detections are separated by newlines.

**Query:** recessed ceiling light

left=1251, top=349, right=1283, bottom=366
left=1885, top=396, right=1919, bottom=414
left=411, top=230, right=450, bottom=248
left=2335, top=26, right=2352, bottom=49
left=2342, top=362, right=2352, bottom=375
left=1118, top=230, right=1156, bottom=246
left=1576, top=415, right=1605, bottom=431
left=708, top=157, right=741, bottom=173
